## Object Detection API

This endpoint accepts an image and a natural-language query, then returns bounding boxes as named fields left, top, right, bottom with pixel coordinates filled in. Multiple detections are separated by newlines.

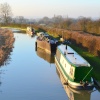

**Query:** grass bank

left=1, top=26, right=26, bottom=33
left=69, top=44, right=100, bottom=80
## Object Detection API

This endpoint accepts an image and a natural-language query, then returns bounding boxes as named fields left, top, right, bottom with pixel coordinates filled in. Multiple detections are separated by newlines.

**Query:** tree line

left=0, top=2, right=100, bottom=36
left=37, top=16, right=100, bottom=36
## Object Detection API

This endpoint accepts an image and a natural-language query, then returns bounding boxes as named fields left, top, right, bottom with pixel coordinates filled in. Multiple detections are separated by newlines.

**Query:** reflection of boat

left=93, top=78, right=100, bottom=88
left=55, top=44, right=94, bottom=90
left=36, top=47, right=54, bottom=63
left=26, top=27, right=35, bottom=36
left=36, top=33, right=58, bottom=54
left=56, top=65, right=92, bottom=100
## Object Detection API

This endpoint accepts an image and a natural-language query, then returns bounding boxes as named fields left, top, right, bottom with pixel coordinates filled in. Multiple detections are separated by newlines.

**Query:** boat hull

left=26, top=30, right=34, bottom=36
left=55, top=56, right=94, bottom=90
left=26, top=27, right=35, bottom=36
left=56, top=65, right=92, bottom=100
left=36, top=39, right=57, bottom=54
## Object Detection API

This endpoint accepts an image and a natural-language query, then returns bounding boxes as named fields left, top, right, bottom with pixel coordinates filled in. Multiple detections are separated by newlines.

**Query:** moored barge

left=36, top=34, right=58, bottom=54
left=55, top=44, right=94, bottom=90
left=26, top=27, right=35, bottom=36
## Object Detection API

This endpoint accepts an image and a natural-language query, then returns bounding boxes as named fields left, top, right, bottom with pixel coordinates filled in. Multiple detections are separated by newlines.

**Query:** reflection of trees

left=0, top=48, right=13, bottom=67
left=2, top=53, right=12, bottom=66
left=0, top=2, right=13, bottom=25
left=0, top=59, right=10, bottom=93
left=0, top=71, right=2, bottom=86
left=0, top=70, right=3, bottom=93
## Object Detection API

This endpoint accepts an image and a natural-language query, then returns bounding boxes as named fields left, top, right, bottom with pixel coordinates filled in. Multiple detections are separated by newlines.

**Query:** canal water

left=0, top=31, right=100, bottom=100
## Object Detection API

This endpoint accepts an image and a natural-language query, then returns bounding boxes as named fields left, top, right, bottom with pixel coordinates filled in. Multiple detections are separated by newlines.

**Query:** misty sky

left=1, top=0, right=100, bottom=19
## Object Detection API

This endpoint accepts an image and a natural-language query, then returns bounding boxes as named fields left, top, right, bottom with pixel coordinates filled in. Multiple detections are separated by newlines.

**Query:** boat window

left=56, top=49, right=61, bottom=61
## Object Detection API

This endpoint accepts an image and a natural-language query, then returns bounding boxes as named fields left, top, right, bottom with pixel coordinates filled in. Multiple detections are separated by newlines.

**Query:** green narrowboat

left=55, top=44, right=94, bottom=89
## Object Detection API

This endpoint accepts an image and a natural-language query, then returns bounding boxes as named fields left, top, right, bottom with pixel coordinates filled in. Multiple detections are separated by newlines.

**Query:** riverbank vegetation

left=0, top=28, right=15, bottom=66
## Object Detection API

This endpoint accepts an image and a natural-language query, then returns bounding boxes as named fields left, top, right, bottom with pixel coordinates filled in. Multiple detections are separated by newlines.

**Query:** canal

left=0, top=31, right=100, bottom=100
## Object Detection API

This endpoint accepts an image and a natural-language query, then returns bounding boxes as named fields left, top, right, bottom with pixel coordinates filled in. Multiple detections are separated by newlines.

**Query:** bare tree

left=13, top=16, right=27, bottom=24
left=77, top=16, right=91, bottom=32
left=0, top=2, right=13, bottom=25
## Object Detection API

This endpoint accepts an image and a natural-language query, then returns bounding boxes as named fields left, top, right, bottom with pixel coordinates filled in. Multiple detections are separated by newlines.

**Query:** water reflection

left=0, top=69, right=6, bottom=93
left=26, top=32, right=36, bottom=38
left=56, top=64, right=92, bottom=100
left=10, top=28, right=25, bottom=33
left=94, top=79, right=100, bottom=92
left=0, top=48, right=13, bottom=67
left=36, top=47, right=55, bottom=63
left=0, top=70, right=2, bottom=85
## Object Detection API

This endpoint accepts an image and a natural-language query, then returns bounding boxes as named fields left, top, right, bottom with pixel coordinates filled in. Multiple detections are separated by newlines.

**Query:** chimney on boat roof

left=66, top=45, right=67, bottom=49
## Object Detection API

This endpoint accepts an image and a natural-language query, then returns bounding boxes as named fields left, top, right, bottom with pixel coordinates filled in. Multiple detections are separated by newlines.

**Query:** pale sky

left=1, top=0, right=100, bottom=19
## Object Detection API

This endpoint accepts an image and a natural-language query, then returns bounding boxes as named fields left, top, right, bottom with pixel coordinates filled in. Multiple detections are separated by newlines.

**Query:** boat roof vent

left=66, top=45, right=67, bottom=49
left=67, top=52, right=74, bottom=54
